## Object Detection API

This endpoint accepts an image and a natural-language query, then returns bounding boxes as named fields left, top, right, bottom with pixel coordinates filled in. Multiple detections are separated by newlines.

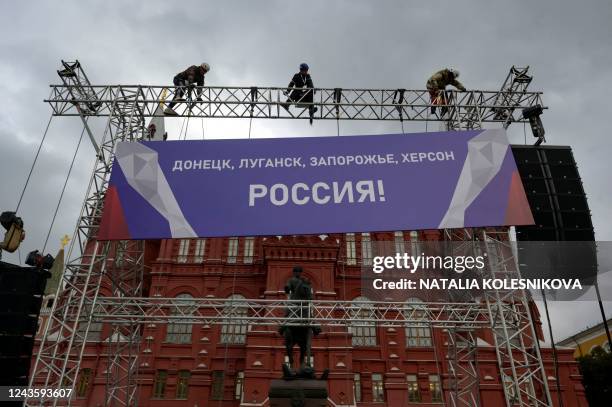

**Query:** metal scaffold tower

left=441, top=228, right=552, bottom=407
left=439, top=65, right=551, bottom=407
left=28, top=61, right=147, bottom=407
left=27, top=61, right=551, bottom=407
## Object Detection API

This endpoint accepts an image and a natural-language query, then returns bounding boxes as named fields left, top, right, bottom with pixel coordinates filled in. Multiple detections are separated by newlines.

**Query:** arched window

left=394, top=231, right=405, bottom=254
left=429, top=374, right=442, bottom=402
left=409, top=231, right=420, bottom=255
left=372, top=373, right=385, bottom=402
left=404, top=298, right=432, bottom=347
left=227, top=238, right=239, bottom=263
left=243, top=237, right=254, bottom=264
left=220, top=294, right=248, bottom=344
left=76, top=368, right=93, bottom=398
left=165, top=293, right=194, bottom=344
left=177, top=239, right=190, bottom=263
left=194, top=239, right=206, bottom=262
left=361, top=233, right=373, bottom=266
left=346, top=233, right=357, bottom=265
left=349, top=296, right=377, bottom=346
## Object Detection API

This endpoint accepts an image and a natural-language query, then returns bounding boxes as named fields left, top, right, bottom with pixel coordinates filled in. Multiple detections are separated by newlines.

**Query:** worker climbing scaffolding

left=281, top=63, right=318, bottom=125
left=160, top=63, right=474, bottom=125
left=164, top=62, right=210, bottom=115
left=426, top=68, right=466, bottom=116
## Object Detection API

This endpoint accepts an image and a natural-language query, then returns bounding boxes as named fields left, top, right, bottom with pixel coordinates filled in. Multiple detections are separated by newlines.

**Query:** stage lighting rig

left=0, top=211, right=25, bottom=255
left=25, top=250, right=55, bottom=270
left=522, top=104, right=545, bottom=145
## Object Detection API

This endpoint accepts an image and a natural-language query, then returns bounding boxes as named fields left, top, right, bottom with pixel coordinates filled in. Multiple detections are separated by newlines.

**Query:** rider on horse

left=279, top=266, right=321, bottom=371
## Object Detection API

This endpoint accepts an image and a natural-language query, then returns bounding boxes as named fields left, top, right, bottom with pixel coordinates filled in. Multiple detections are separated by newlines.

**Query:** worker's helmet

left=299, top=63, right=309, bottom=71
left=449, top=68, right=460, bottom=78
left=200, top=62, right=211, bottom=72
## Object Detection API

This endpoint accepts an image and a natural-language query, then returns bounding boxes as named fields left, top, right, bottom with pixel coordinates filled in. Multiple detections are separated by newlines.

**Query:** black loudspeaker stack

left=0, top=261, right=50, bottom=386
left=511, top=145, right=595, bottom=241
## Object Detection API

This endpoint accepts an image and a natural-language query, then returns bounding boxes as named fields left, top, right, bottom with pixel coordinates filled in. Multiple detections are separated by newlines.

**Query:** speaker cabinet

left=0, top=261, right=50, bottom=386
left=511, top=145, right=595, bottom=241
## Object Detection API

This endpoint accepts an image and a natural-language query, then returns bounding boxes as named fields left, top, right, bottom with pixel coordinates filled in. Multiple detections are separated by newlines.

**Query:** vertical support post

left=483, top=230, right=553, bottom=407
left=333, top=88, right=342, bottom=119
left=249, top=86, right=258, bottom=117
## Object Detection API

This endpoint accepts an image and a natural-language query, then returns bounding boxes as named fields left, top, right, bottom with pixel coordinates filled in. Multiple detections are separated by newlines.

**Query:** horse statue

left=279, top=267, right=322, bottom=379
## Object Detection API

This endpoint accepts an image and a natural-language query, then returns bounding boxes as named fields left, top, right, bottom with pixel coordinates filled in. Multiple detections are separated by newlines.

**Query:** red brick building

left=36, top=231, right=588, bottom=406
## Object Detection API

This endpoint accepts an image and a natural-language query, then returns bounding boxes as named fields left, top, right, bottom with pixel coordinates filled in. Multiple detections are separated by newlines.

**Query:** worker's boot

left=309, top=106, right=317, bottom=125
left=164, top=107, right=178, bottom=115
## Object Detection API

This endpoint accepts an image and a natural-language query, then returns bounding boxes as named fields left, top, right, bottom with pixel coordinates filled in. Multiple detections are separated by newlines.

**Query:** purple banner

left=98, top=129, right=533, bottom=240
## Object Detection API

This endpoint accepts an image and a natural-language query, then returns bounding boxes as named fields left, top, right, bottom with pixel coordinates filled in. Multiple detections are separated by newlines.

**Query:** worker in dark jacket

left=165, top=63, right=210, bottom=114
left=426, top=68, right=465, bottom=114
left=281, top=63, right=317, bottom=123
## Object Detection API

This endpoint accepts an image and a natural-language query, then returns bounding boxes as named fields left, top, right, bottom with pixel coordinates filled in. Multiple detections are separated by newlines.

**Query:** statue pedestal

left=269, top=379, right=328, bottom=407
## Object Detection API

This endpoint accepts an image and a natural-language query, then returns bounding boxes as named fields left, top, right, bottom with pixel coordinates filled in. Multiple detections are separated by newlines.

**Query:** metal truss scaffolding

left=90, top=298, right=491, bottom=328
left=27, top=61, right=552, bottom=407
left=445, top=65, right=534, bottom=131
left=45, top=85, right=543, bottom=124
left=441, top=78, right=552, bottom=406
left=482, top=230, right=552, bottom=407
left=442, top=228, right=552, bottom=407
left=446, top=328, right=481, bottom=407
left=443, top=228, right=481, bottom=407
left=28, top=61, right=147, bottom=407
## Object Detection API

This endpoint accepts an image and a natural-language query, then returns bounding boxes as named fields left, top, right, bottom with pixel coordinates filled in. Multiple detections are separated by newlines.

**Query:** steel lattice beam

left=87, top=298, right=491, bottom=328
left=45, top=84, right=544, bottom=124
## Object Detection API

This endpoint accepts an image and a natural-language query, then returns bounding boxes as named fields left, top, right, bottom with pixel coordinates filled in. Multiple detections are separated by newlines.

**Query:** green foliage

left=577, top=346, right=612, bottom=407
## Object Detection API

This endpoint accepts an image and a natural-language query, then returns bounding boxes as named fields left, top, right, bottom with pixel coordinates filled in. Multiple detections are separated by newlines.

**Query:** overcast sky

left=1, top=0, right=611, bottom=345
